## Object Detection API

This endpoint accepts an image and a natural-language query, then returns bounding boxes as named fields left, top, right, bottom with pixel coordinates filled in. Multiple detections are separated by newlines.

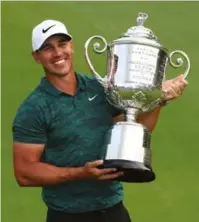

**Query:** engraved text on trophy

left=127, top=45, right=159, bottom=85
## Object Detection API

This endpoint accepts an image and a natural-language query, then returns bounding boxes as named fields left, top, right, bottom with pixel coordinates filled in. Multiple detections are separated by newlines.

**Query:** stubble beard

left=44, top=63, right=72, bottom=78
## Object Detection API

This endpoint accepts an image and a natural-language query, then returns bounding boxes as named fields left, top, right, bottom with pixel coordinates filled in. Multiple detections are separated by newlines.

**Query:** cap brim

left=36, top=33, right=72, bottom=51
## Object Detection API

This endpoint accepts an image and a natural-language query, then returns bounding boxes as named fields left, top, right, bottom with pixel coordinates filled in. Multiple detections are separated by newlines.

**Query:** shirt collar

left=39, top=72, right=86, bottom=96
left=76, top=72, right=86, bottom=91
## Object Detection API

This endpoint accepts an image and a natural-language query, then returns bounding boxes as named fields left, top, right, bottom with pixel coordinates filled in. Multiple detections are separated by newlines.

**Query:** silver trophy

left=84, top=12, right=190, bottom=182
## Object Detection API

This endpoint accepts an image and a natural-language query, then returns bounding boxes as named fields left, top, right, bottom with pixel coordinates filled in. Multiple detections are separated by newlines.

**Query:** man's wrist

left=73, top=167, right=87, bottom=180
left=159, top=99, right=168, bottom=107
left=62, top=166, right=87, bottom=181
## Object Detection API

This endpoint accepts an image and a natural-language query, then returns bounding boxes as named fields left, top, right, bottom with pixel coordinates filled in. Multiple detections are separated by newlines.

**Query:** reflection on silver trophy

left=84, top=12, right=190, bottom=182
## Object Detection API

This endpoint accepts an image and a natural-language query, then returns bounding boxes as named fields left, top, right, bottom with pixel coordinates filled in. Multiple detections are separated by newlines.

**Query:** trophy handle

left=169, top=50, right=191, bottom=79
left=84, top=35, right=108, bottom=88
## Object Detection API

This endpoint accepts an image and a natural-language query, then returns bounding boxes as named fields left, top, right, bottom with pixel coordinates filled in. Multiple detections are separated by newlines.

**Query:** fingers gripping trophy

left=84, top=13, right=191, bottom=183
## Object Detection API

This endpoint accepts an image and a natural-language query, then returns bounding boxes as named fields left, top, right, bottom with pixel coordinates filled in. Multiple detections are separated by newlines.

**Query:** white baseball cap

left=32, top=19, right=72, bottom=52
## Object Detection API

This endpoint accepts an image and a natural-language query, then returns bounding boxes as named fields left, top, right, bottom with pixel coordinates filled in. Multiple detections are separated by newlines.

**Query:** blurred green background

left=2, top=1, right=199, bottom=222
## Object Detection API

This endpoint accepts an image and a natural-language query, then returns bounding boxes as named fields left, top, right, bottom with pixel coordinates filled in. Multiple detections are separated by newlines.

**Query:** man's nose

left=53, top=47, right=62, bottom=57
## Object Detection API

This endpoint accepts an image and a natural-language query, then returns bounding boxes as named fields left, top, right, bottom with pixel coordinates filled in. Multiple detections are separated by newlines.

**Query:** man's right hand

left=82, top=160, right=123, bottom=180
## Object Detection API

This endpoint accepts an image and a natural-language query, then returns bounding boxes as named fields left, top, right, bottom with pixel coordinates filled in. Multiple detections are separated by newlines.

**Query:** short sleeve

left=12, top=102, right=47, bottom=144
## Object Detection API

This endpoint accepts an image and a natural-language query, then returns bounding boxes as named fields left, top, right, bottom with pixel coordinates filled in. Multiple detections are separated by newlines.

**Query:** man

left=12, top=19, right=188, bottom=222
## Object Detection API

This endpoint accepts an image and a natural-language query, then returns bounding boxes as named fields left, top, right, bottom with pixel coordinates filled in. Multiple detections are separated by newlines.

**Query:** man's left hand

left=162, top=74, right=188, bottom=102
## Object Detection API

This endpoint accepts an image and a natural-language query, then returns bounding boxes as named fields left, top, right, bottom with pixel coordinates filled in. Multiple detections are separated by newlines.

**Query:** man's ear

left=32, top=51, right=41, bottom=64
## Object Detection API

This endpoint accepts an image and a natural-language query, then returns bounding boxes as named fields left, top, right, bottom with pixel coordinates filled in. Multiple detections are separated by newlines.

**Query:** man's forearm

left=16, top=162, right=85, bottom=187
left=136, top=106, right=161, bottom=132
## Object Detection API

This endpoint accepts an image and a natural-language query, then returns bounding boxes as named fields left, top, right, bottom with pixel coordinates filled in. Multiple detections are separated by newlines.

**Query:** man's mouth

left=54, top=59, right=66, bottom=65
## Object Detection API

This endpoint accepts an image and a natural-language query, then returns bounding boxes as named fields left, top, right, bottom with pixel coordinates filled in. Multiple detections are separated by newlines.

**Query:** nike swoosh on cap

left=42, top=24, right=55, bottom=33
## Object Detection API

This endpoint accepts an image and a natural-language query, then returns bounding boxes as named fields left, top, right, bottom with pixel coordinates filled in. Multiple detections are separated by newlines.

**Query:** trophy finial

left=137, top=12, right=148, bottom=26
left=121, top=12, right=157, bottom=41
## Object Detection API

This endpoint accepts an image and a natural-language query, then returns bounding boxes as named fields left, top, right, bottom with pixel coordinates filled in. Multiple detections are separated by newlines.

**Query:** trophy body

left=84, top=13, right=190, bottom=182
left=103, top=43, right=168, bottom=182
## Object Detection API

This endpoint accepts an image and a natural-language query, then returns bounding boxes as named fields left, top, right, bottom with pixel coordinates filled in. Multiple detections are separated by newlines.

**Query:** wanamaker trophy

left=84, top=12, right=190, bottom=183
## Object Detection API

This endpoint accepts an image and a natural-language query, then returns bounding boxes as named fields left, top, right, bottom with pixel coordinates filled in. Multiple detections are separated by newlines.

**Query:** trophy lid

left=122, top=12, right=158, bottom=40
left=110, top=12, right=168, bottom=52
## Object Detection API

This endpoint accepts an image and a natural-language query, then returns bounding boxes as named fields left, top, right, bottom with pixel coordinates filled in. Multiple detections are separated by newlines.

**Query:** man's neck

left=46, top=71, right=77, bottom=96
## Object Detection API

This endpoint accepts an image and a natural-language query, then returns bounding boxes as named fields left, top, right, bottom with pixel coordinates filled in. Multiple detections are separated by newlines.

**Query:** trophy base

left=101, top=159, right=155, bottom=183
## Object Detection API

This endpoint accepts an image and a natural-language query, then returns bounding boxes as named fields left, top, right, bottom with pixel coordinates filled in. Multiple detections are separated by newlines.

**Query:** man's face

left=32, top=35, right=74, bottom=77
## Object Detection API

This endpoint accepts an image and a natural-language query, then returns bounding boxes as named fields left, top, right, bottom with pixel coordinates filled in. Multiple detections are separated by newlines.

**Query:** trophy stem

left=126, top=108, right=140, bottom=122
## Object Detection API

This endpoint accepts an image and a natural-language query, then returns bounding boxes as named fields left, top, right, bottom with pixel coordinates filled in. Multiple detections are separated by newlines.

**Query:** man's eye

left=59, top=42, right=67, bottom=47
left=42, top=45, right=52, bottom=51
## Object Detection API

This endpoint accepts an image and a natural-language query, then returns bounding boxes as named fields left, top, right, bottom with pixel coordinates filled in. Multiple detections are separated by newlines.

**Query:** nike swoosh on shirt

left=88, top=95, right=97, bottom=101
left=42, top=24, right=55, bottom=33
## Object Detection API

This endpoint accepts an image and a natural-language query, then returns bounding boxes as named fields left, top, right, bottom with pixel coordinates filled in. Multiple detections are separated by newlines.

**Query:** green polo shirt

left=12, top=72, right=124, bottom=213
